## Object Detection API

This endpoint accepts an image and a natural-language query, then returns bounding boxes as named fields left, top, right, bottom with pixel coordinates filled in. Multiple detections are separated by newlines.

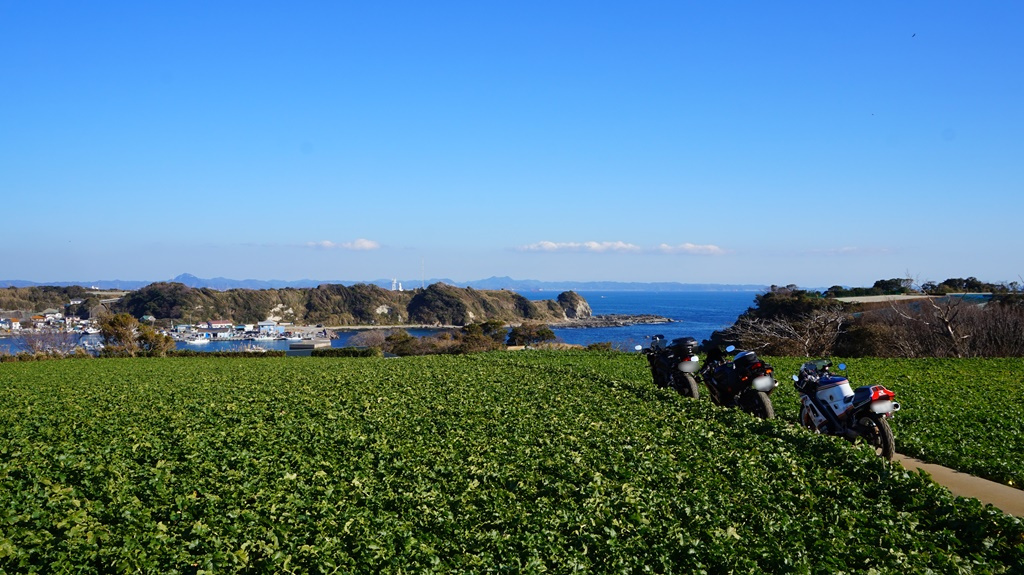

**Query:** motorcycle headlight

left=752, top=375, right=776, bottom=392
left=677, top=360, right=699, bottom=373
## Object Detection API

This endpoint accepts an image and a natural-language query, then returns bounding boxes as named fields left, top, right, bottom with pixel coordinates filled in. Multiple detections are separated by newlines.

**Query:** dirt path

left=893, top=454, right=1024, bottom=517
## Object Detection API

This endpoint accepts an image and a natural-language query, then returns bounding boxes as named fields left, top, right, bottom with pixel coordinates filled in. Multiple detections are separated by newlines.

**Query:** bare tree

left=965, top=303, right=1024, bottom=356
left=346, top=329, right=395, bottom=349
left=864, top=291, right=1024, bottom=357
left=721, top=304, right=848, bottom=356
left=885, top=296, right=971, bottom=358
left=20, top=328, right=79, bottom=356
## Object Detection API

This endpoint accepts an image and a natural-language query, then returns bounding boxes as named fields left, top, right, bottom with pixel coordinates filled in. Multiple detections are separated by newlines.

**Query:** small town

left=0, top=301, right=330, bottom=354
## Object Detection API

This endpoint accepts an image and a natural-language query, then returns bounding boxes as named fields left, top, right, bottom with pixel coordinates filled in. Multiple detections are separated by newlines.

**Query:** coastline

left=324, top=314, right=674, bottom=333
left=546, top=314, right=673, bottom=329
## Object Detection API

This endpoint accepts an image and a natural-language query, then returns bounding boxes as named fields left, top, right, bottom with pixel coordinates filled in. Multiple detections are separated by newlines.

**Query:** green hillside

left=108, top=282, right=581, bottom=326
left=2, top=282, right=586, bottom=327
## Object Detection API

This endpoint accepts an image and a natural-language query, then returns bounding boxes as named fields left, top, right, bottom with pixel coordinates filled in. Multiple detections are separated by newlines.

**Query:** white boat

left=237, top=343, right=268, bottom=353
left=184, top=337, right=210, bottom=345
left=82, top=341, right=105, bottom=352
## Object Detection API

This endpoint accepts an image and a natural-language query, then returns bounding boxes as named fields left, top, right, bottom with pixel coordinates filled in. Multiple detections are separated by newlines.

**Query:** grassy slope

left=1, top=353, right=1022, bottom=573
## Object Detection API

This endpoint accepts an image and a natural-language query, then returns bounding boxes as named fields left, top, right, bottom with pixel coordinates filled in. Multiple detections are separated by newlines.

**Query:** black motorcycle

left=636, top=335, right=701, bottom=399
left=698, top=345, right=778, bottom=419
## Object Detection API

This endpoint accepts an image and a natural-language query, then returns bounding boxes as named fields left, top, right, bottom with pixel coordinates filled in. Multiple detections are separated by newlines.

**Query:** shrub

left=507, top=323, right=556, bottom=346
left=311, top=347, right=383, bottom=358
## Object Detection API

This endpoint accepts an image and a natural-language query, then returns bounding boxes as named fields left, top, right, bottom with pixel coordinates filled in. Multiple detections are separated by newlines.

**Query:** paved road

left=893, top=454, right=1024, bottom=517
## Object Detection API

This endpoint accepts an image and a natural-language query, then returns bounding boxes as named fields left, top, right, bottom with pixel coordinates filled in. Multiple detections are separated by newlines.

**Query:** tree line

left=823, top=276, right=1018, bottom=298
left=710, top=277, right=1024, bottom=358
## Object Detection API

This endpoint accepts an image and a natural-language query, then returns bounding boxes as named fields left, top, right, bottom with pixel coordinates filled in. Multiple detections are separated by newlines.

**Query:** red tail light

left=871, top=386, right=896, bottom=401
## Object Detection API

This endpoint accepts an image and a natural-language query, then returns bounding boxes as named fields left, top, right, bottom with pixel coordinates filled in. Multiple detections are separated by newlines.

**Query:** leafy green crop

left=1, top=353, right=1022, bottom=573
left=766, top=357, right=1024, bottom=488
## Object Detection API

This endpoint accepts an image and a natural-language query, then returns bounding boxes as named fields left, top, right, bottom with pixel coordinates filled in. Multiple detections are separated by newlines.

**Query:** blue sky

left=2, top=1, right=1021, bottom=288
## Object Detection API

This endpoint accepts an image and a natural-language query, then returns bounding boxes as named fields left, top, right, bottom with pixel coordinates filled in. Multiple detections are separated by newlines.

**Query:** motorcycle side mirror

left=725, top=345, right=736, bottom=353
left=837, top=363, right=847, bottom=370
left=792, top=375, right=799, bottom=382
left=634, top=345, right=643, bottom=351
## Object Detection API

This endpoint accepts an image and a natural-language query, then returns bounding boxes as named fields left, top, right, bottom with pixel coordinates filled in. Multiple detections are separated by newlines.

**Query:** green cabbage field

left=2, top=352, right=1022, bottom=573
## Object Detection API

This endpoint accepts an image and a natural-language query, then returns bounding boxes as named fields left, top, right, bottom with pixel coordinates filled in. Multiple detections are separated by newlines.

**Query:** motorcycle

left=636, top=335, right=701, bottom=399
left=792, top=359, right=900, bottom=460
left=698, top=345, right=778, bottom=419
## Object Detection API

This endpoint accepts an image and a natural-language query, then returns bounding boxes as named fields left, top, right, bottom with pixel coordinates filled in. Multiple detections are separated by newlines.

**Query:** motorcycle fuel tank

left=815, top=376, right=854, bottom=417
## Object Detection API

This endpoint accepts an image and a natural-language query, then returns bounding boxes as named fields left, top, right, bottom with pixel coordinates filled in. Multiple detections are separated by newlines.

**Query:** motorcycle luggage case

left=669, top=337, right=698, bottom=355
left=733, top=351, right=760, bottom=371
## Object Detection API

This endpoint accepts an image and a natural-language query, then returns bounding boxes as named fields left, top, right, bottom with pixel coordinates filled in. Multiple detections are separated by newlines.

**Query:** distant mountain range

left=2, top=273, right=769, bottom=293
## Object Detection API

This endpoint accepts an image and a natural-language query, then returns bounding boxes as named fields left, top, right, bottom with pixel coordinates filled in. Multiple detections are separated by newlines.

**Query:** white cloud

left=518, top=240, right=728, bottom=255
left=306, top=238, right=381, bottom=250
left=343, top=238, right=381, bottom=250
left=307, top=240, right=338, bottom=249
left=657, top=243, right=727, bottom=255
left=519, top=241, right=643, bottom=253
left=806, top=246, right=893, bottom=256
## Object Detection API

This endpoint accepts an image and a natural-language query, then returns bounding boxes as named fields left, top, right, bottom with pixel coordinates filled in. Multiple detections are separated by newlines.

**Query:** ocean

left=526, top=290, right=758, bottom=349
left=0, top=291, right=760, bottom=354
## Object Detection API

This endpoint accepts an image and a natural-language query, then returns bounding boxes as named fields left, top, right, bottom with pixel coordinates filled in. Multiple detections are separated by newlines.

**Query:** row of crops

left=2, top=352, right=1022, bottom=573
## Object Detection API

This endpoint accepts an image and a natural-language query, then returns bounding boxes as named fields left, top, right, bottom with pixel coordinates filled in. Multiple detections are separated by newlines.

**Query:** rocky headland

left=547, top=314, right=673, bottom=328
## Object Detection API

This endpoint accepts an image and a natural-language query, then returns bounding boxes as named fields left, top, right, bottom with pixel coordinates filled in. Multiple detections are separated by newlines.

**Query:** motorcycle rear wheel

left=857, top=416, right=895, bottom=460
left=671, top=373, right=699, bottom=399
left=741, top=391, right=775, bottom=420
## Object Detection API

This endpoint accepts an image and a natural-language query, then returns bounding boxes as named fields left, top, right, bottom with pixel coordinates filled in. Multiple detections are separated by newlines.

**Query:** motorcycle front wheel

left=741, top=390, right=775, bottom=420
left=857, top=416, right=895, bottom=460
left=650, top=367, right=669, bottom=389
left=670, top=373, right=699, bottom=399
left=798, top=404, right=819, bottom=432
